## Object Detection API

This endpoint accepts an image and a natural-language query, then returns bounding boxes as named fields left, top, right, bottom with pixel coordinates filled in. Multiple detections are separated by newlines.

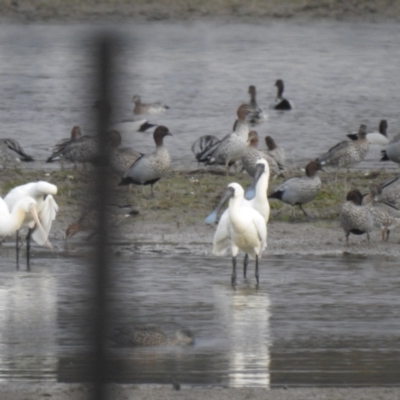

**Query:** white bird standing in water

left=206, top=182, right=267, bottom=287
left=4, top=181, right=58, bottom=269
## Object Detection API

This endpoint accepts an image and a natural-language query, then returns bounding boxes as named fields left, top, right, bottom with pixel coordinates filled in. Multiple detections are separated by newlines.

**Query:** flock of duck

left=1, top=82, right=400, bottom=345
left=1, top=84, right=400, bottom=283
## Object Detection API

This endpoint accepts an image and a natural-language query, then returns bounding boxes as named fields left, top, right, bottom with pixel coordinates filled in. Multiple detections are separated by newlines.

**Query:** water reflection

left=215, top=285, right=271, bottom=387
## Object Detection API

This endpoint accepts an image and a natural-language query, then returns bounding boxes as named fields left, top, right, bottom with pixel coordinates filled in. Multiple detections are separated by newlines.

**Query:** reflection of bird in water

left=65, top=203, right=139, bottom=241
left=4, top=181, right=58, bottom=269
left=109, top=326, right=195, bottom=347
left=0, top=138, right=34, bottom=167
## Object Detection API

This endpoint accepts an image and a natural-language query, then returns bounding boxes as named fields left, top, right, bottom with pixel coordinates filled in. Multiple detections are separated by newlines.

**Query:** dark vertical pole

left=93, top=34, right=113, bottom=400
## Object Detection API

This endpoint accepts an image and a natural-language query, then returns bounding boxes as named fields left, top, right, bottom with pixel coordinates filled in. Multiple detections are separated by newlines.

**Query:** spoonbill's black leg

left=243, top=254, right=248, bottom=278
left=231, top=256, right=237, bottom=288
left=255, top=255, right=259, bottom=286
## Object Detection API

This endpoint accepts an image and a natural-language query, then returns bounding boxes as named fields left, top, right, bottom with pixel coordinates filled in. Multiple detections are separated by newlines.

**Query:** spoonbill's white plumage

left=0, top=196, right=47, bottom=242
left=4, top=181, right=58, bottom=269
left=207, top=180, right=267, bottom=287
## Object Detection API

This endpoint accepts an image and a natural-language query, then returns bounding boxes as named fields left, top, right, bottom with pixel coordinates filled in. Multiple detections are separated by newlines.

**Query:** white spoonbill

left=205, top=159, right=270, bottom=277
left=4, top=181, right=58, bottom=269
left=206, top=182, right=267, bottom=287
left=0, top=196, right=48, bottom=241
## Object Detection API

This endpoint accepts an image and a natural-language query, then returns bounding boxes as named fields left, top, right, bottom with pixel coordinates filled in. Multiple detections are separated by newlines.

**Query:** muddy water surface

left=0, top=249, right=399, bottom=387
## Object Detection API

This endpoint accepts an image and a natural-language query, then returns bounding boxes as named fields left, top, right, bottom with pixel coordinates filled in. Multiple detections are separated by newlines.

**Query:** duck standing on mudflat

left=197, top=104, right=253, bottom=174
left=317, top=124, right=369, bottom=169
left=268, top=160, right=322, bottom=219
left=339, top=189, right=374, bottom=245
left=362, top=184, right=400, bottom=241
left=263, top=135, right=285, bottom=171
left=242, top=131, right=281, bottom=178
left=119, top=126, right=172, bottom=196
left=0, top=138, right=34, bottom=167
left=270, top=79, right=293, bottom=110
left=376, top=175, right=400, bottom=207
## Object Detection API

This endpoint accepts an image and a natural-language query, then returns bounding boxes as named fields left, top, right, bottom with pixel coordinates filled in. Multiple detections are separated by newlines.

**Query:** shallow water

left=0, top=249, right=399, bottom=387
left=0, top=21, right=400, bottom=172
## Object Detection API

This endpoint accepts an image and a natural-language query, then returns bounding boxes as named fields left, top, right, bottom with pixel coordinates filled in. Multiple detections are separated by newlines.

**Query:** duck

left=111, top=119, right=157, bottom=134
left=132, top=95, right=169, bottom=115
left=109, top=325, right=195, bottom=347
left=65, top=203, right=139, bottom=241
left=362, top=183, right=400, bottom=241
left=241, top=131, right=281, bottom=178
left=381, top=133, right=400, bottom=165
left=207, top=182, right=267, bottom=287
left=46, top=129, right=121, bottom=167
left=270, top=79, right=293, bottom=110
left=246, top=85, right=267, bottom=125
left=0, top=138, right=34, bottom=167
left=197, top=104, right=253, bottom=174
left=339, top=189, right=374, bottom=245
left=347, top=119, right=389, bottom=145
left=263, top=135, right=285, bottom=170
left=191, top=135, right=220, bottom=163
left=268, top=160, right=322, bottom=219
left=316, top=124, right=369, bottom=169
left=4, top=181, right=58, bottom=269
left=118, top=126, right=172, bottom=196
left=376, top=175, right=400, bottom=207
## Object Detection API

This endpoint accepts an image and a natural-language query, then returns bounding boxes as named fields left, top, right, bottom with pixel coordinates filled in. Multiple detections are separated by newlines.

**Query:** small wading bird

left=119, top=126, right=172, bottom=196
left=206, top=182, right=267, bottom=288
left=339, top=189, right=374, bottom=245
left=246, top=85, right=268, bottom=125
left=4, top=181, right=58, bottom=269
